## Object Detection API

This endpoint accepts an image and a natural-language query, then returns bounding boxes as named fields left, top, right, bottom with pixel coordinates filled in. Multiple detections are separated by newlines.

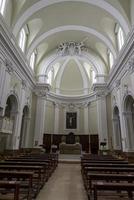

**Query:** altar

left=59, top=142, right=81, bottom=154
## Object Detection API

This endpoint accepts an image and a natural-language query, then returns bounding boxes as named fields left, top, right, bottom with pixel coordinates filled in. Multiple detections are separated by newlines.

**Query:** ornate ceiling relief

left=57, top=42, right=88, bottom=57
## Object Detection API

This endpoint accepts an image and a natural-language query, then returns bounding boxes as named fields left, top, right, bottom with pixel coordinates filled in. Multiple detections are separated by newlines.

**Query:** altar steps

left=59, top=154, right=81, bottom=164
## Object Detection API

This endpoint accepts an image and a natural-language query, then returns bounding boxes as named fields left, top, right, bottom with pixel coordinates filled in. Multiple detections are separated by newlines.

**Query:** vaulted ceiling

left=3, top=0, right=132, bottom=96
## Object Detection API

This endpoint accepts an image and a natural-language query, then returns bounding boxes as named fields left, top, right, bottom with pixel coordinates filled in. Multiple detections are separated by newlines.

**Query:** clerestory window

left=115, top=25, right=125, bottom=51
left=30, top=52, right=36, bottom=70
left=0, top=0, right=6, bottom=15
left=108, top=51, right=114, bottom=69
left=18, top=28, right=26, bottom=52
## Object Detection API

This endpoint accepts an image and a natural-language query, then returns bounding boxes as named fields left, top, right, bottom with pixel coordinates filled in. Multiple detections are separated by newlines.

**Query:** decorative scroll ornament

left=4, top=58, right=14, bottom=74
left=22, top=79, right=27, bottom=90
left=57, top=41, right=88, bottom=56
left=115, top=79, right=120, bottom=88
left=127, top=56, right=134, bottom=73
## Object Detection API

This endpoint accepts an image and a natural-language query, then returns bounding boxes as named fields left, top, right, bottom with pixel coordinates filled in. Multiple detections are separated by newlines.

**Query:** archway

left=112, top=106, right=122, bottom=150
left=124, top=95, right=134, bottom=151
left=19, top=106, right=30, bottom=148
left=2, top=95, right=18, bottom=150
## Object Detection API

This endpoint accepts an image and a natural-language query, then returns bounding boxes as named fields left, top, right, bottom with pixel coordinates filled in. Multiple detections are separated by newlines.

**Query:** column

left=124, top=111, right=134, bottom=151
left=84, top=105, right=89, bottom=134
left=34, top=83, right=50, bottom=146
left=112, top=117, right=122, bottom=150
left=34, top=97, right=46, bottom=146
left=54, top=103, right=59, bottom=134
left=24, top=117, right=31, bottom=147
left=97, top=96, right=108, bottom=149
left=13, top=83, right=26, bottom=149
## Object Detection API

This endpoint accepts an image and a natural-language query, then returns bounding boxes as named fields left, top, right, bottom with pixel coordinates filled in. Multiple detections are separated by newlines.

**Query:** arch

left=112, top=106, right=122, bottom=150
left=39, top=49, right=105, bottom=77
left=19, top=105, right=30, bottom=148
left=27, top=25, right=116, bottom=60
left=13, top=0, right=130, bottom=37
left=123, top=95, right=134, bottom=151
left=4, top=94, right=18, bottom=117
left=3, top=94, right=19, bottom=150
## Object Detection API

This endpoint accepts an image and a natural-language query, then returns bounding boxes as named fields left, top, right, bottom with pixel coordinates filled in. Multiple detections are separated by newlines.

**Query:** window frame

left=0, top=0, right=6, bottom=15
left=115, top=24, right=125, bottom=51
left=18, top=28, right=26, bottom=52
left=30, top=52, right=36, bottom=70
left=108, top=50, right=114, bottom=69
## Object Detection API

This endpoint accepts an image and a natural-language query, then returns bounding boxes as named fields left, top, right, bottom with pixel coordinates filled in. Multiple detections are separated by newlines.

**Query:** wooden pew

left=0, top=165, right=43, bottom=196
left=0, top=180, right=20, bottom=200
left=0, top=171, right=33, bottom=200
left=2, top=161, right=49, bottom=183
left=7, top=157, right=55, bottom=174
left=93, top=182, right=134, bottom=200
left=87, top=173, right=134, bottom=199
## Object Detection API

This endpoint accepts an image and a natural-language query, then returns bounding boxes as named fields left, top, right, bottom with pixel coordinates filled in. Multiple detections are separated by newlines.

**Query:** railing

left=0, top=117, right=13, bottom=134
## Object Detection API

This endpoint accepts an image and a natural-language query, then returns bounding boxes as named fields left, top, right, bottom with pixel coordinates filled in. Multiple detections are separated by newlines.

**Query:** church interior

left=0, top=0, right=134, bottom=199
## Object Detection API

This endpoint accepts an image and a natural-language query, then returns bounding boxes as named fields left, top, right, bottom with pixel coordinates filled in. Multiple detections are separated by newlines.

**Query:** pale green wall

left=44, top=101, right=54, bottom=134
left=131, top=0, right=134, bottom=25
left=89, top=101, right=98, bottom=134
left=4, top=0, right=12, bottom=27
left=60, top=59, right=83, bottom=95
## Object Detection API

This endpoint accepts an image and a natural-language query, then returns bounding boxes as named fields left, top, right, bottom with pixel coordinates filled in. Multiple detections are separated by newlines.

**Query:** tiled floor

left=36, top=163, right=87, bottom=200
left=36, top=163, right=133, bottom=200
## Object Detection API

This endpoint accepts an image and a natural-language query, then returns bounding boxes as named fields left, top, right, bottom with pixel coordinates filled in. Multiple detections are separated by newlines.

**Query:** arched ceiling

left=5, top=0, right=131, bottom=95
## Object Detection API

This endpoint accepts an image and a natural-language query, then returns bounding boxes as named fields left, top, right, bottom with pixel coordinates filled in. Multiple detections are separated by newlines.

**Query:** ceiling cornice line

left=13, top=0, right=130, bottom=37
left=27, top=25, right=116, bottom=59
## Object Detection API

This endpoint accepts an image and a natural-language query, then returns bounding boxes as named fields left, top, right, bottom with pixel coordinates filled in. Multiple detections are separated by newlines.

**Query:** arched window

left=48, top=70, right=52, bottom=85
left=30, top=52, right=36, bottom=70
left=117, top=27, right=124, bottom=50
left=115, top=24, right=125, bottom=51
left=92, top=70, right=96, bottom=84
left=18, top=28, right=26, bottom=52
left=0, top=0, right=6, bottom=15
left=108, top=51, right=114, bottom=69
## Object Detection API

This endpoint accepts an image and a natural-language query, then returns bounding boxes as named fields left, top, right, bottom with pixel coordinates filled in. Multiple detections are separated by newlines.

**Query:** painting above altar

left=66, top=112, right=77, bottom=129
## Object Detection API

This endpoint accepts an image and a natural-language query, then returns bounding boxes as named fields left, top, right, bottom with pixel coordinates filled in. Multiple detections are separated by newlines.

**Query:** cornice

left=0, top=16, right=36, bottom=89
left=47, top=92, right=96, bottom=105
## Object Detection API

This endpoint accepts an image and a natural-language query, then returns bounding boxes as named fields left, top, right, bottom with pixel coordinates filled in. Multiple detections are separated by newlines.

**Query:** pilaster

left=34, top=83, right=50, bottom=146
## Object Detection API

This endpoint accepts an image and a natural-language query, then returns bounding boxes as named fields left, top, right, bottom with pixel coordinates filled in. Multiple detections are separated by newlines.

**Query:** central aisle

left=37, top=163, right=88, bottom=200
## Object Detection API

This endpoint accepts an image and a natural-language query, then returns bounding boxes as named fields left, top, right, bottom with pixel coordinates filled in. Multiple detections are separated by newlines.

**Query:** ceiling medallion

left=57, top=41, right=88, bottom=56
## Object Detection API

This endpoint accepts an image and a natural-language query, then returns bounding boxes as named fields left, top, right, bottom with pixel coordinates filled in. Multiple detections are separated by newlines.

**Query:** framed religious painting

left=66, top=112, right=77, bottom=129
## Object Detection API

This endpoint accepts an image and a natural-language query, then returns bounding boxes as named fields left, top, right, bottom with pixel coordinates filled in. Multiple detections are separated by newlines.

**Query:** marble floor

left=36, top=163, right=88, bottom=200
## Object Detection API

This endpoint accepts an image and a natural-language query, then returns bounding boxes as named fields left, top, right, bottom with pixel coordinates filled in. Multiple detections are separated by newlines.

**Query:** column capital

left=92, top=83, right=108, bottom=98
left=34, top=83, right=51, bottom=97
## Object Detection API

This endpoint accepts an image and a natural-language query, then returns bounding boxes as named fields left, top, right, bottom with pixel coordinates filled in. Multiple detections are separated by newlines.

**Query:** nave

left=37, top=163, right=87, bottom=200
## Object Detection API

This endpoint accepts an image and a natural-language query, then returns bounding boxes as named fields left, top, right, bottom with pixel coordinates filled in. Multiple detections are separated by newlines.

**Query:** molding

left=47, top=91, right=96, bottom=106
left=0, top=16, right=35, bottom=89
